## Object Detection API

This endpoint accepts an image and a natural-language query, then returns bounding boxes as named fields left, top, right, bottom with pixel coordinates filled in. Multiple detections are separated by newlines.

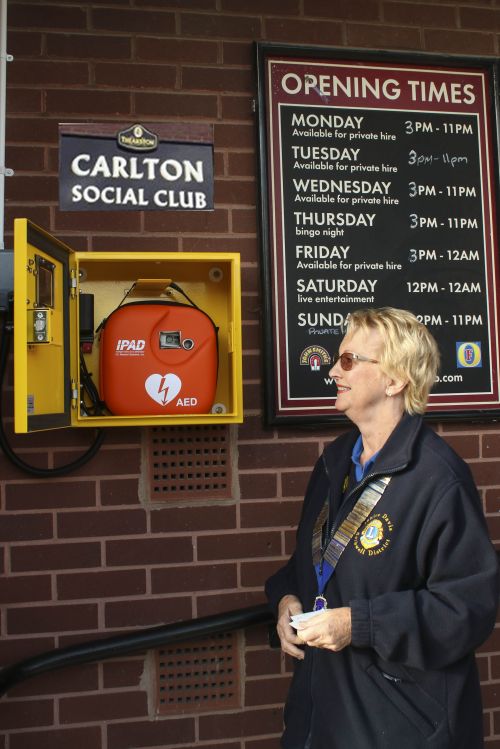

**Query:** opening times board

left=257, top=46, right=500, bottom=424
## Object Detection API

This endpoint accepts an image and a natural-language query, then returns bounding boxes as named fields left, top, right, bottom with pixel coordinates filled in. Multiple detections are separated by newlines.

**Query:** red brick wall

left=1, top=1, right=499, bottom=747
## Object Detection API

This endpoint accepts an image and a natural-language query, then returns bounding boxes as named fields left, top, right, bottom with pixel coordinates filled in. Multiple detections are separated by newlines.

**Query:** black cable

left=0, top=308, right=105, bottom=478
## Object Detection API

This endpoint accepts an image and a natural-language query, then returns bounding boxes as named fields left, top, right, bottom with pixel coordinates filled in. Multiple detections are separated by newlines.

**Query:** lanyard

left=312, top=475, right=391, bottom=610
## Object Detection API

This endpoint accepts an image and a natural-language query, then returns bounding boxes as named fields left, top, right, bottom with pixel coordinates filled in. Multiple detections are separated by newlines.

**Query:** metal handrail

left=0, top=603, right=274, bottom=696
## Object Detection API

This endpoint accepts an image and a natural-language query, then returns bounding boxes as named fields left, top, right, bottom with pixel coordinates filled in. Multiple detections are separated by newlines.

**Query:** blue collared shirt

left=351, top=434, right=380, bottom=481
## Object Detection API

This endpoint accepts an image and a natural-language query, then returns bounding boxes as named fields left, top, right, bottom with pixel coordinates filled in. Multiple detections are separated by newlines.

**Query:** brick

left=183, top=65, right=253, bottom=93
left=6, top=89, right=42, bottom=114
left=105, top=595, right=192, bottom=628
left=424, top=28, right=494, bottom=55
left=243, top=382, right=263, bottom=410
left=242, top=351, right=262, bottom=378
left=13, top=663, right=99, bottom=698
left=150, top=504, right=237, bottom=533
left=245, top=675, right=290, bottom=706
left=240, top=472, right=277, bottom=500
left=53, top=210, right=142, bottom=233
left=9, top=4, right=87, bottom=30
left=199, top=707, right=283, bottom=740
left=144, top=209, right=229, bottom=233
left=469, top=461, right=500, bottom=488
left=228, top=153, right=257, bottom=179
left=4, top=174, right=58, bottom=202
left=0, top=698, right=53, bottom=730
left=134, top=0, right=216, bottom=6
left=198, top=531, right=281, bottom=561
left=60, top=690, right=147, bottom=724
left=196, top=590, right=265, bottom=617
left=460, top=6, right=500, bottom=30
left=483, top=434, right=500, bottom=458
left=215, top=123, right=255, bottom=149
left=106, top=537, right=194, bottom=566
left=136, top=92, right=218, bottom=118
left=102, top=658, right=144, bottom=688
left=265, top=18, right=343, bottom=45
left=10, top=727, right=101, bottom=749
left=53, top=446, right=141, bottom=477
left=0, top=513, right=53, bottom=542
left=136, top=37, right=218, bottom=63
left=107, top=717, right=195, bottom=748
left=100, top=478, right=139, bottom=506
left=222, top=41, right=255, bottom=67
left=442, top=433, right=480, bottom=460
left=476, top=653, right=490, bottom=682
left=245, top=738, right=282, bottom=749
left=282, top=471, right=311, bottom=498
left=152, top=562, right=237, bottom=593
left=285, top=530, right=296, bottom=555
left=57, top=569, right=146, bottom=600
left=383, top=2, right=456, bottom=27
left=0, top=637, right=55, bottom=668
left=94, top=62, right=176, bottom=89
left=486, top=515, right=500, bottom=541
left=7, top=603, right=98, bottom=635
left=5, top=145, right=45, bottom=172
left=0, top=574, right=51, bottom=603
left=241, top=559, right=286, bottom=588
left=11, top=541, right=101, bottom=572
left=181, top=12, right=261, bottom=39
left=5, top=116, right=57, bottom=144
left=46, top=89, right=131, bottom=115
left=232, top=207, right=258, bottom=233
left=224, top=0, right=298, bottom=10
left=8, top=29, right=43, bottom=56
left=241, top=296, right=260, bottom=326
left=6, top=480, right=95, bottom=510
left=239, top=442, right=319, bottom=470
left=216, top=179, right=256, bottom=205
left=8, top=60, right=88, bottom=86
left=347, top=23, right=421, bottom=50
left=482, top=683, right=500, bottom=710
left=245, top=648, right=282, bottom=677
left=305, top=0, right=379, bottom=20
left=241, top=500, right=302, bottom=529
left=92, top=234, right=179, bottom=252
left=493, top=653, right=500, bottom=680
left=58, top=509, right=146, bottom=538
left=91, top=8, right=176, bottom=35
left=47, top=33, right=132, bottom=60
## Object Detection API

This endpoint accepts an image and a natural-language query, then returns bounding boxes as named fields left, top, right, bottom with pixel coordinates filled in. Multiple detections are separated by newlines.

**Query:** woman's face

left=329, top=326, right=390, bottom=424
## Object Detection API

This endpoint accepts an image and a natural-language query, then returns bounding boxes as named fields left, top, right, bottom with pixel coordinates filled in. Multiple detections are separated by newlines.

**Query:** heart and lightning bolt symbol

left=145, top=373, right=182, bottom=405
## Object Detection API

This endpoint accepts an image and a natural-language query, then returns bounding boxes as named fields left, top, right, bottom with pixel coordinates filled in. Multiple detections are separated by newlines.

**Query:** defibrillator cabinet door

left=14, top=219, right=74, bottom=433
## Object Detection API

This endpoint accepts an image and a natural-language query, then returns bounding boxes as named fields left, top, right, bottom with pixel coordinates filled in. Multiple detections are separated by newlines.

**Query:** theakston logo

left=117, top=124, right=158, bottom=152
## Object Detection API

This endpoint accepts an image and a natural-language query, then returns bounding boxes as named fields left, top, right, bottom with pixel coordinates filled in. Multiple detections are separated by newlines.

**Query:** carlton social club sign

left=59, top=122, right=214, bottom=211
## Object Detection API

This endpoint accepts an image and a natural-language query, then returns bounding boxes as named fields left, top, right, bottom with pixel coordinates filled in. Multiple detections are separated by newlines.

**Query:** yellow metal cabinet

left=13, top=219, right=243, bottom=432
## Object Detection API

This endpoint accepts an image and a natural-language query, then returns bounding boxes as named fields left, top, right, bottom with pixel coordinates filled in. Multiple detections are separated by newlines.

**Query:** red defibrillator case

left=99, top=286, right=218, bottom=416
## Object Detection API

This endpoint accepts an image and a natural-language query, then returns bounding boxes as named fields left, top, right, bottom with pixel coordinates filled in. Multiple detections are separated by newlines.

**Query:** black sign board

left=256, top=43, right=500, bottom=424
left=59, top=122, right=214, bottom=211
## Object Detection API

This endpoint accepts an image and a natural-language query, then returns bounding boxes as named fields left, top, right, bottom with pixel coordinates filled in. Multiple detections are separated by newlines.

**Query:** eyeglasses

left=333, top=351, right=379, bottom=371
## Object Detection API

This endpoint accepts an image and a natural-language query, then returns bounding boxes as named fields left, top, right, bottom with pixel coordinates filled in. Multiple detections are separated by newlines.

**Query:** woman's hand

left=276, top=594, right=306, bottom=660
left=297, top=607, right=352, bottom=652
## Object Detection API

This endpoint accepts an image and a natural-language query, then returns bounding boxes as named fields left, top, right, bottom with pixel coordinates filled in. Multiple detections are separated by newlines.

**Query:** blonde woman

left=266, top=307, right=499, bottom=749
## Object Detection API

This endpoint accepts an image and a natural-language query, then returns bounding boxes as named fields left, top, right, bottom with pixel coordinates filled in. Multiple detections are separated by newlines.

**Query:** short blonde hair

left=345, top=307, right=440, bottom=415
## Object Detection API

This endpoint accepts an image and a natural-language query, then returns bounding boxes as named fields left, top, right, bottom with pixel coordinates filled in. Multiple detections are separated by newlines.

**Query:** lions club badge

left=354, top=513, right=393, bottom=557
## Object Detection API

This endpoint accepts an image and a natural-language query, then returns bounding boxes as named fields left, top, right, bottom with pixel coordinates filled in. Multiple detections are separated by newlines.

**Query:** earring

left=386, top=390, right=392, bottom=397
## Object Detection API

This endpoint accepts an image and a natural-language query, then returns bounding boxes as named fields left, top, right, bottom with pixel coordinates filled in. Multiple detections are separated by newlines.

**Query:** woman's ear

left=385, top=374, right=408, bottom=398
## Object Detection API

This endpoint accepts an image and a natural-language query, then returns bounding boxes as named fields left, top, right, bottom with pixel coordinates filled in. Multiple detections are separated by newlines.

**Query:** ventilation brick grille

left=148, top=424, right=231, bottom=500
left=156, top=632, right=240, bottom=714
